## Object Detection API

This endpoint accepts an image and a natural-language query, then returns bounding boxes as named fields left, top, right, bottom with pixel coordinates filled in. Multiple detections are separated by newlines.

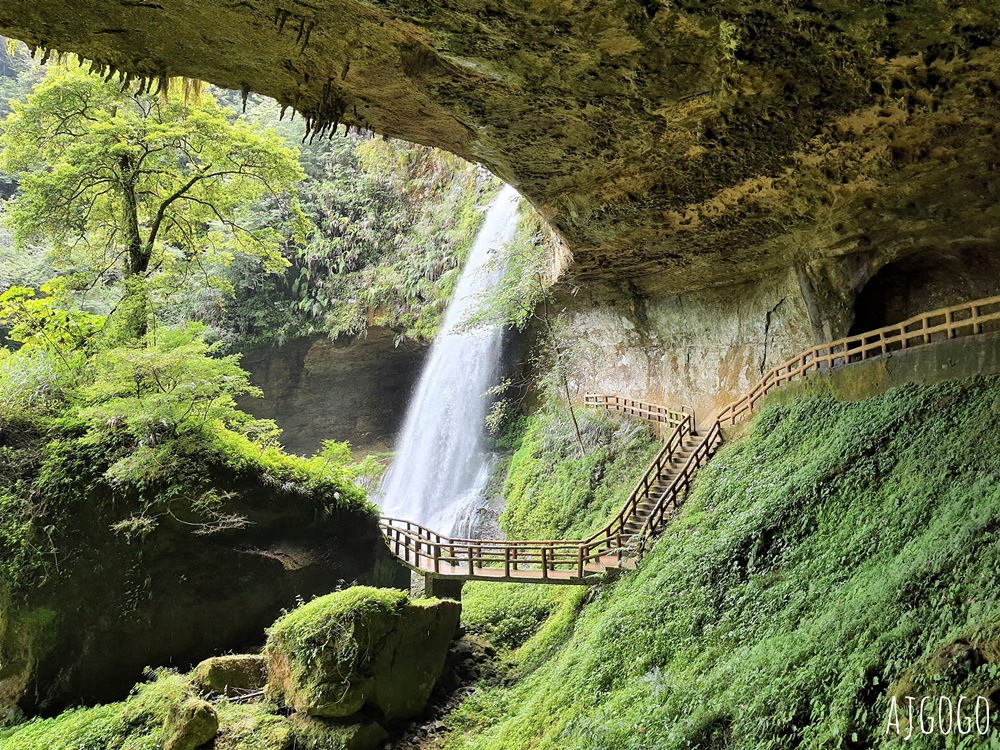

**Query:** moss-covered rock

left=162, top=698, right=219, bottom=750
left=370, top=597, right=464, bottom=720
left=289, top=713, right=388, bottom=750
left=0, top=410, right=407, bottom=717
left=214, top=703, right=294, bottom=750
left=266, top=587, right=461, bottom=721
left=192, top=654, right=267, bottom=698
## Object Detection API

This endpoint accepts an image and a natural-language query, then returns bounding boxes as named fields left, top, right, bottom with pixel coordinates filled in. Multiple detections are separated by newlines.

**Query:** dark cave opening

left=849, top=245, right=1000, bottom=336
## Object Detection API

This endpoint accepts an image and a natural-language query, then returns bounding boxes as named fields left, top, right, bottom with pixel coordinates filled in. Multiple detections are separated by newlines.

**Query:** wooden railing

left=640, top=421, right=722, bottom=536
left=583, top=414, right=692, bottom=546
left=584, top=393, right=690, bottom=430
left=716, top=294, right=1000, bottom=425
left=380, top=405, right=699, bottom=582
left=381, top=517, right=607, bottom=581
left=384, top=293, right=1000, bottom=584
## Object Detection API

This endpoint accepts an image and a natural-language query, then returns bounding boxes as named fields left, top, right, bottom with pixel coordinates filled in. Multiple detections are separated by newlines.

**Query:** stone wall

left=239, top=328, right=427, bottom=456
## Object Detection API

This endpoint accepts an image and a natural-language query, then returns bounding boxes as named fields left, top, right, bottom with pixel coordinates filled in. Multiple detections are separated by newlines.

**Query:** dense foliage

left=0, top=309, right=369, bottom=595
left=0, top=45, right=502, bottom=352
left=0, top=668, right=299, bottom=750
left=447, top=378, right=1000, bottom=750
left=0, top=63, right=305, bottom=339
left=216, top=114, right=500, bottom=348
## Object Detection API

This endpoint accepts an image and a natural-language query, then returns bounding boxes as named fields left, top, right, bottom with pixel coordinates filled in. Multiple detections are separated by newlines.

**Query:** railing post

left=434, top=543, right=440, bottom=574
left=467, top=546, right=473, bottom=576
left=504, top=546, right=511, bottom=578
left=541, top=547, right=548, bottom=579
left=577, top=544, right=585, bottom=579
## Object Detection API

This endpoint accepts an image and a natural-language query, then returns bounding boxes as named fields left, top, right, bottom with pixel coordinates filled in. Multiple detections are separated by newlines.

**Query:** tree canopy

left=0, top=63, right=305, bottom=323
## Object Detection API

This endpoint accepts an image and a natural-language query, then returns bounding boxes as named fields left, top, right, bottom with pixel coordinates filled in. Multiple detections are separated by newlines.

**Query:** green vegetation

left=265, top=586, right=408, bottom=699
left=217, top=104, right=500, bottom=348
left=0, top=668, right=191, bottom=750
left=0, top=310, right=367, bottom=594
left=0, top=667, right=296, bottom=750
left=500, top=406, right=659, bottom=539
left=461, top=404, right=659, bottom=677
left=0, top=62, right=305, bottom=338
left=0, top=45, right=502, bottom=353
left=445, top=377, right=1000, bottom=749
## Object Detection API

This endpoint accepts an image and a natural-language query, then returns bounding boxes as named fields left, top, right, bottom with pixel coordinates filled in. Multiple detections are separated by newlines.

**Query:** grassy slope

left=447, top=377, right=1000, bottom=750
left=462, top=407, right=659, bottom=662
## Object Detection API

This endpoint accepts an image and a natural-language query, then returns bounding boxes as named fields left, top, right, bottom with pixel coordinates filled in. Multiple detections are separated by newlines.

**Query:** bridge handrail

left=583, top=415, right=692, bottom=544
left=583, top=393, right=688, bottom=429
left=715, top=294, right=1000, bottom=425
left=639, top=420, right=722, bottom=536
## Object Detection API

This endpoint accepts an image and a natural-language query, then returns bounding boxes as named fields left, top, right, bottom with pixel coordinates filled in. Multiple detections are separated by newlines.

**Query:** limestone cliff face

left=239, top=328, right=427, bottom=456
left=555, top=270, right=815, bottom=420
left=557, top=241, right=1000, bottom=419
left=4, top=1, right=1000, bottom=297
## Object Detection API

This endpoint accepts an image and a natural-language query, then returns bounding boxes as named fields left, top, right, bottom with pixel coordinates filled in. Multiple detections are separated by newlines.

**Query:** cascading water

left=378, top=184, right=521, bottom=535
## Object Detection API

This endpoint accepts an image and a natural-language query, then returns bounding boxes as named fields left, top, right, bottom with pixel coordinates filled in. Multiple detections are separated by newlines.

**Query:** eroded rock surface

left=3, top=2, right=1000, bottom=293
left=192, top=654, right=268, bottom=698
left=162, top=698, right=219, bottom=750
left=239, top=328, right=426, bottom=456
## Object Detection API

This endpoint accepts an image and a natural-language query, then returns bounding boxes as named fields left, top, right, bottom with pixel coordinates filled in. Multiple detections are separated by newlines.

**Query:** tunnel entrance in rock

left=849, top=245, right=1000, bottom=335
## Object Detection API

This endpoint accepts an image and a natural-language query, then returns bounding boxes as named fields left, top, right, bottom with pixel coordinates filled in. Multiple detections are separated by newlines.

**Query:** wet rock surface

left=4, top=3, right=1000, bottom=294
left=239, top=328, right=427, bottom=457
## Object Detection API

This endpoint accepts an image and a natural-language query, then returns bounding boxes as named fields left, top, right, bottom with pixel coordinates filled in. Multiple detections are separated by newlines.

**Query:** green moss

left=0, top=669, right=190, bottom=750
left=443, top=376, right=1000, bottom=749
left=0, top=669, right=297, bottom=750
left=266, top=587, right=408, bottom=669
left=461, top=405, right=656, bottom=678
left=214, top=702, right=292, bottom=750
left=462, top=584, right=577, bottom=653
left=500, top=407, right=659, bottom=540
left=288, top=713, right=387, bottom=750
left=265, top=587, right=409, bottom=709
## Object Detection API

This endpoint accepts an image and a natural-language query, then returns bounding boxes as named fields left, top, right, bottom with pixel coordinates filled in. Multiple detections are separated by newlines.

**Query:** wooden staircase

left=622, top=433, right=700, bottom=538
left=381, top=293, right=1000, bottom=586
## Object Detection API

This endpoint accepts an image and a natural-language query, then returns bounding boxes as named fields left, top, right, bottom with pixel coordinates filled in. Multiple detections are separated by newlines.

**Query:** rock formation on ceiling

left=2, top=1, right=999, bottom=295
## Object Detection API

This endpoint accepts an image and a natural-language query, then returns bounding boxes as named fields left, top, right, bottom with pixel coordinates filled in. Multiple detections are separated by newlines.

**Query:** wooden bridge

left=381, top=294, right=1000, bottom=586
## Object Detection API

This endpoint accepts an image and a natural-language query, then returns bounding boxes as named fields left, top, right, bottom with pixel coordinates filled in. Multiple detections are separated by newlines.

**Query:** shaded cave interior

left=849, top=245, right=1000, bottom=336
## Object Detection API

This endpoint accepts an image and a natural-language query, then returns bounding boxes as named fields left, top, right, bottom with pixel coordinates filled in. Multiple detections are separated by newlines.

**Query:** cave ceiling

left=2, top=1, right=1000, bottom=294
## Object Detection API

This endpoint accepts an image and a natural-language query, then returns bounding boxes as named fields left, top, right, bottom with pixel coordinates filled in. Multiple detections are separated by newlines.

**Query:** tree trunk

left=119, top=154, right=148, bottom=276
left=538, top=277, right=585, bottom=457
left=119, top=154, right=150, bottom=337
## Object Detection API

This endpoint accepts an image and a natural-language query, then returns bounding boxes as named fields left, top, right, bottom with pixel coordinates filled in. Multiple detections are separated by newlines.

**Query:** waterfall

left=377, top=184, right=521, bottom=535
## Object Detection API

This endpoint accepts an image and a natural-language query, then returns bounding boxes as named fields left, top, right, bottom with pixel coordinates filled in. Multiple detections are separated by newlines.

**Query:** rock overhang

left=2, top=0, right=1000, bottom=294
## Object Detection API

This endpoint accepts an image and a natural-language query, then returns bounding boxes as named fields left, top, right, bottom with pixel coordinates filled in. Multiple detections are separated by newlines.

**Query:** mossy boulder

left=192, top=654, right=267, bottom=698
left=162, top=698, right=219, bottom=750
left=369, top=597, right=464, bottom=720
left=266, top=586, right=461, bottom=721
left=214, top=706, right=294, bottom=750
left=289, top=713, right=388, bottom=750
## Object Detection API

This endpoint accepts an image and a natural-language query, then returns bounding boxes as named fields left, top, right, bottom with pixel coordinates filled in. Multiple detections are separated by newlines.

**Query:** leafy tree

left=0, top=63, right=306, bottom=328
left=214, top=99, right=500, bottom=347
